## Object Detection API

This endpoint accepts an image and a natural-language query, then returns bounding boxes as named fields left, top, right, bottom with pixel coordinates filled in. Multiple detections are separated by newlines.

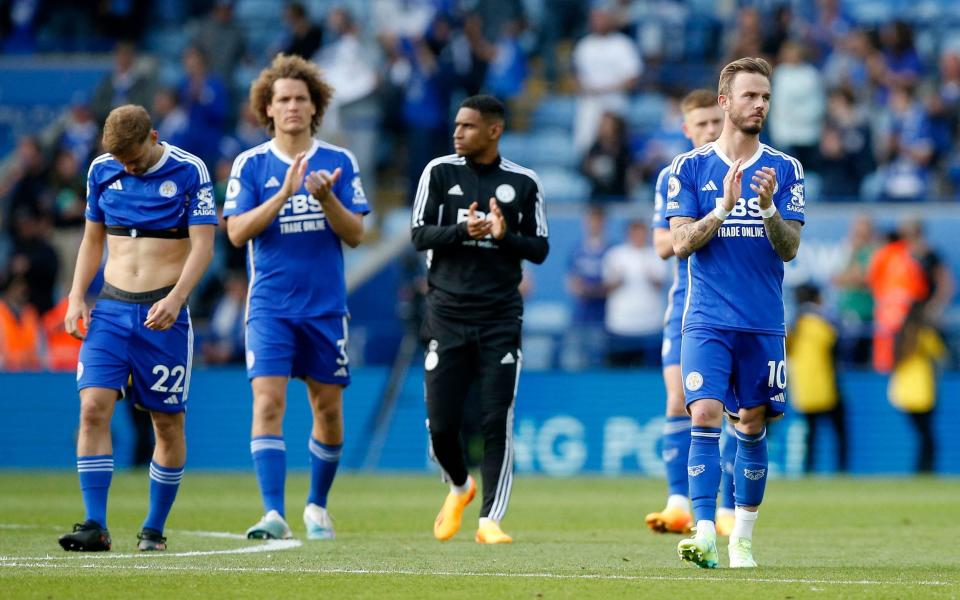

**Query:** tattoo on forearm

left=670, top=215, right=723, bottom=258
left=764, top=214, right=801, bottom=261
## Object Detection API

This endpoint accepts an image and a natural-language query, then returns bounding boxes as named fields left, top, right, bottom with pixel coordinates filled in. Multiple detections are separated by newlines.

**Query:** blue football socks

left=77, top=454, right=113, bottom=528
left=142, top=461, right=184, bottom=533
left=734, top=428, right=769, bottom=507
left=307, top=438, right=342, bottom=508
left=663, top=416, right=692, bottom=498
left=720, top=421, right=737, bottom=510
left=688, top=427, right=722, bottom=523
left=251, top=435, right=287, bottom=517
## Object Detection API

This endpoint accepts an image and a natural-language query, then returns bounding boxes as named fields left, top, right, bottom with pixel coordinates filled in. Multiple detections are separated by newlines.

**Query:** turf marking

left=0, top=561, right=951, bottom=587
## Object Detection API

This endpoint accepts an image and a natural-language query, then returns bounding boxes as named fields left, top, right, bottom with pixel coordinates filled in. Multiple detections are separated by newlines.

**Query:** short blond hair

left=102, top=105, right=152, bottom=157
left=680, top=89, right=718, bottom=114
left=250, top=54, right=334, bottom=136
left=718, top=57, right=772, bottom=97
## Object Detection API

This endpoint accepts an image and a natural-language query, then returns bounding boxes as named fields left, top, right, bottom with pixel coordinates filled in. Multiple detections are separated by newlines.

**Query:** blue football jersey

left=223, top=139, right=370, bottom=319
left=651, top=165, right=687, bottom=333
left=85, top=142, right=218, bottom=228
left=664, top=142, right=805, bottom=335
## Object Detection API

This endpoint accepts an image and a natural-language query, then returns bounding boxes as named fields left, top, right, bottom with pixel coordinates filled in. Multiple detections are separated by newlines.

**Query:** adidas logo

left=162, top=395, right=179, bottom=405
left=333, top=367, right=348, bottom=377
left=265, top=176, right=281, bottom=188
left=108, top=180, right=123, bottom=191
left=447, top=184, right=464, bottom=196
left=500, top=352, right=515, bottom=365
left=701, top=180, right=718, bottom=192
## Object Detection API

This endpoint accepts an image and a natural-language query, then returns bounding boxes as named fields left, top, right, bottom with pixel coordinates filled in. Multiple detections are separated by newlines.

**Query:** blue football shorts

left=77, top=299, right=192, bottom=414
left=245, top=315, right=350, bottom=386
left=661, top=314, right=683, bottom=367
left=680, top=326, right=787, bottom=419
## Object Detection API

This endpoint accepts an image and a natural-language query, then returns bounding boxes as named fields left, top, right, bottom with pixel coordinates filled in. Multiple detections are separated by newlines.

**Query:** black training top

left=411, top=153, right=549, bottom=322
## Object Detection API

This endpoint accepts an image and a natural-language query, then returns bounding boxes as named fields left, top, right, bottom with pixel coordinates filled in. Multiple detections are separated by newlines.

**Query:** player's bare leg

left=138, top=411, right=186, bottom=551
left=59, top=387, right=118, bottom=552
left=302, top=378, right=343, bottom=540
left=246, top=376, right=293, bottom=540
left=646, top=364, right=693, bottom=534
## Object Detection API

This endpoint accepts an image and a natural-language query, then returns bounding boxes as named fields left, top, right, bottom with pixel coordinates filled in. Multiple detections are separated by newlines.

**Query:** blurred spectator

left=761, top=5, right=793, bottom=60
left=10, top=209, right=59, bottom=314
left=889, top=301, right=945, bottom=473
left=2, top=136, right=49, bottom=236
left=282, top=2, right=323, bottom=60
left=872, top=20, right=923, bottom=103
left=879, top=85, right=934, bottom=202
left=315, top=7, right=381, bottom=208
left=1, top=0, right=41, bottom=53
left=723, top=7, right=763, bottom=64
left=41, top=294, right=82, bottom=371
left=470, top=0, right=525, bottom=43
left=153, top=88, right=190, bottom=150
left=769, top=42, right=825, bottom=170
left=218, top=103, right=270, bottom=165
left=187, top=0, right=246, bottom=89
left=817, top=88, right=874, bottom=200
left=805, top=0, right=853, bottom=64
left=787, top=283, right=847, bottom=474
left=832, top=215, right=877, bottom=365
left=441, top=12, right=493, bottom=98
left=178, top=45, right=229, bottom=169
left=927, top=50, right=960, bottom=164
left=57, top=95, right=99, bottom=168
left=484, top=18, right=528, bottom=101
left=867, top=229, right=928, bottom=372
left=0, top=275, right=40, bottom=371
left=372, top=0, right=437, bottom=39
left=47, top=149, right=86, bottom=229
left=581, top=111, right=632, bottom=202
left=566, top=204, right=610, bottom=329
left=572, top=5, right=641, bottom=153
left=90, top=41, right=156, bottom=124
left=537, top=0, right=587, bottom=86
left=602, top=220, right=666, bottom=367
left=899, top=219, right=956, bottom=324
left=201, top=271, right=247, bottom=365
left=822, top=29, right=873, bottom=97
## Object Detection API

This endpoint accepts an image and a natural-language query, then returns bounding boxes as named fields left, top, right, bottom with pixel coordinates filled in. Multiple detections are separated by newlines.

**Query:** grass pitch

left=1, top=472, right=957, bottom=599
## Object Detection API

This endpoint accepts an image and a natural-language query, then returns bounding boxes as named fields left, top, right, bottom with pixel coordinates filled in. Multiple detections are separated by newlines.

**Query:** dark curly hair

left=250, top=53, right=334, bottom=136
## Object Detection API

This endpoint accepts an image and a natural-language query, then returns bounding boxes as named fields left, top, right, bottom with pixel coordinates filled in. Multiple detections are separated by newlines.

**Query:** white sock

left=479, top=517, right=497, bottom=528
left=695, top=519, right=716, bottom=539
left=450, top=475, right=473, bottom=495
left=666, top=494, right=690, bottom=512
left=731, top=507, right=758, bottom=541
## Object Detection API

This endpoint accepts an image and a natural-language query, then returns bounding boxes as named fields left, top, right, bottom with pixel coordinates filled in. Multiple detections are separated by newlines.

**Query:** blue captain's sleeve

left=335, top=148, right=370, bottom=216
left=223, top=152, right=261, bottom=217
left=665, top=155, right=700, bottom=220
left=774, top=155, right=805, bottom=224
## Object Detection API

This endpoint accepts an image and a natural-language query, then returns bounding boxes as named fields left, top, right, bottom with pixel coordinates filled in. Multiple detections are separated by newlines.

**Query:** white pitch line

left=0, top=538, right=301, bottom=561
left=0, top=562, right=952, bottom=587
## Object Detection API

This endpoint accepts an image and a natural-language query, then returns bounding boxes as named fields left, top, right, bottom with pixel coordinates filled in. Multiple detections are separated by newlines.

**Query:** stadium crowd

left=0, top=0, right=958, bottom=374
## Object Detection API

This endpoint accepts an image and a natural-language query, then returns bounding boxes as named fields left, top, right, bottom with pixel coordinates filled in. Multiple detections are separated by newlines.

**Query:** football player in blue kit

left=646, top=89, right=741, bottom=537
left=666, top=57, right=804, bottom=568
left=58, top=105, right=218, bottom=552
left=223, top=54, right=368, bottom=541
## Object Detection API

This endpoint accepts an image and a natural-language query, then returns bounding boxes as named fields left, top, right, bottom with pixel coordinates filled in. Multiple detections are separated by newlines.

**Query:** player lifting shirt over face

left=59, top=105, right=217, bottom=553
